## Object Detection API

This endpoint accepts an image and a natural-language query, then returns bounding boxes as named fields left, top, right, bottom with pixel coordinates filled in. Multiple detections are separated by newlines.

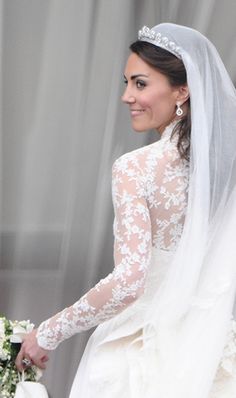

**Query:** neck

left=158, top=118, right=179, bottom=135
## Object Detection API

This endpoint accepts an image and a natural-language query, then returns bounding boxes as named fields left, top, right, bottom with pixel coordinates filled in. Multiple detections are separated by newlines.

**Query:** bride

left=16, top=23, right=236, bottom=398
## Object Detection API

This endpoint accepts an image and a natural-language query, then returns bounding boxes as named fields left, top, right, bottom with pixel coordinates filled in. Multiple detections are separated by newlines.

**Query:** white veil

left=138, top=23, right=236, bottom=398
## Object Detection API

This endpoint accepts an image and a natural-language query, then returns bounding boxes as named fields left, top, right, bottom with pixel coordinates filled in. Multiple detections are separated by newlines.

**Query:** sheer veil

left=138, top=23, right=236, bottom=398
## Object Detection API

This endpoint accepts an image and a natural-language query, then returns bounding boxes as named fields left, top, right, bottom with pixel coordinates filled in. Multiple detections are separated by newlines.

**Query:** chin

left=131, top=123, right=150, bottom=132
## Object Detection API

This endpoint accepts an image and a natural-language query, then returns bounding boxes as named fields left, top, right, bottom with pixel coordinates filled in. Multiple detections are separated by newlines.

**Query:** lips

left=130, top=109, right=145, bottom=117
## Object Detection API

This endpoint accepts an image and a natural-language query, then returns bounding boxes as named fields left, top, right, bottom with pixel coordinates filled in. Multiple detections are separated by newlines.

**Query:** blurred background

left=0, top=0, right=236, bottom=396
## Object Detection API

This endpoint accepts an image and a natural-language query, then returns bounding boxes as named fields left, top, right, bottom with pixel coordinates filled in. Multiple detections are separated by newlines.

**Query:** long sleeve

left=36, top=155, right=152, bottom=350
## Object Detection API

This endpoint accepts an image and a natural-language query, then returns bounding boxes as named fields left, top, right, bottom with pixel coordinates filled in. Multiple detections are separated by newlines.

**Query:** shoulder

left=112, top=145, right=150, bottom=174
left=112, top=138, right=178, bottom=176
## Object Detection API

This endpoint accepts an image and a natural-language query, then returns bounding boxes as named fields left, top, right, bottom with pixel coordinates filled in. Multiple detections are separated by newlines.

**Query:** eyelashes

left=123, top=79, right=147, bottom=89
left=136, top=80, right=146, bottom=89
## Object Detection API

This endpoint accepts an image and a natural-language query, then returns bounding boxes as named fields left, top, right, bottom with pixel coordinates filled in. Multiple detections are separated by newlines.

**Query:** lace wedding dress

left=36, top=123, right=236, bottom=398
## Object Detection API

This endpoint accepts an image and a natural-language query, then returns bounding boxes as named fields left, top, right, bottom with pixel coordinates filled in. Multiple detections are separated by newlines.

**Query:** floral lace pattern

left=36, top=123, right=189, bottom=350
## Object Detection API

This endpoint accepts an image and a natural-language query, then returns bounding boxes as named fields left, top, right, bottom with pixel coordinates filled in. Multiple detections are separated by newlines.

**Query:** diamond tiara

left=138, top=26, right=182, bottom=59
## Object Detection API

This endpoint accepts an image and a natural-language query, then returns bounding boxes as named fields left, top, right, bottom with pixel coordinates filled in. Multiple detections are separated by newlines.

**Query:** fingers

left=31, top=354, right=49, bottom=369
left=15, top=343, right=50, bottom=371
left=15, top=346, right=26, bottom=372
left=16, top=352, right=48, bottom=371
left=16, top=352, right=33, bottom=372
left=22, top=358, right=33, bottom=367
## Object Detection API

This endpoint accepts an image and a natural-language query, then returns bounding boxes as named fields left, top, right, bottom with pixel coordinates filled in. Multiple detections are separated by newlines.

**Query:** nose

left=121, top=86, right=135, bottom=104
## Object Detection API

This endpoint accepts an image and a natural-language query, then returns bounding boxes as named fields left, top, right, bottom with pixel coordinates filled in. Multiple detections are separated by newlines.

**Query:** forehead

left=124, top=52, right=163, bottom=79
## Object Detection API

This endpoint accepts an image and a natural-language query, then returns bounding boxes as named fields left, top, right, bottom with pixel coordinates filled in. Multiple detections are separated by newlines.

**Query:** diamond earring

left=176, top=103, right=183, bottom=116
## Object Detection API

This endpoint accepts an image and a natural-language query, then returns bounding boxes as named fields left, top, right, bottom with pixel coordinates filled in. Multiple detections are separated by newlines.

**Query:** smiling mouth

left=130, top=109, right=145, bottom=116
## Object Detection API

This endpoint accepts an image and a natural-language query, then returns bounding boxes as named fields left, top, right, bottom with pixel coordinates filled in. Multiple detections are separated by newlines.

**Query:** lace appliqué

left=36, top=124, right=189, bottom=350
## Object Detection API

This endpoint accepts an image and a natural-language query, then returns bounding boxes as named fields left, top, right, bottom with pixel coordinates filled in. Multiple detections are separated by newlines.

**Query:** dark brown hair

left=130, top=41, right=191, bottom=160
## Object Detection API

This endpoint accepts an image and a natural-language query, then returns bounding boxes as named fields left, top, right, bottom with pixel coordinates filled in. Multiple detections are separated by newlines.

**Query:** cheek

left=154, top=89, right=175, bottom=112
left=148, top=90, right=176, bottom=130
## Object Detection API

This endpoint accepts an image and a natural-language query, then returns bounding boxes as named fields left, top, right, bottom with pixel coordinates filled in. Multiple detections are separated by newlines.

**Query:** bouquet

left=0, top=316, right=42, bottom=397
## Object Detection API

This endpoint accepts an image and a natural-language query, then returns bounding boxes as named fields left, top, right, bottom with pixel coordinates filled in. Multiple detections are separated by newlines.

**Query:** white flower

left=34, top=366, right=43, bottom=381
left=9, top=320, right=34, bottom=343
left=0, top=317, right=39, bottom=396
left=0, top=346, right=8, bottom=361
left=18, top=319, right=35, bottom=333
left=9, top=334, right=22, bottom=343
left=0, top=319, right=7, bottom=361
left=12, top=324, right=27, bottom=335
left=0, top=318, right=5, bottom=337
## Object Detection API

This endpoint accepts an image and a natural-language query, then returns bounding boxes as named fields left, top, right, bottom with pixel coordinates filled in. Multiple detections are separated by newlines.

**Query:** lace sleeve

left=36, top=155, right=152, bottom=350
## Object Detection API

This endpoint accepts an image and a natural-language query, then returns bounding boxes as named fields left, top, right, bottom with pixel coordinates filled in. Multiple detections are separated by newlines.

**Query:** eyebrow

left=124, top=73, right=149, bottom=80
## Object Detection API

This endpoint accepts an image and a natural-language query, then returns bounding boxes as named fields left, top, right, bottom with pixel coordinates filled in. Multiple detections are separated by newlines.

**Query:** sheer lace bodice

left=36, top=123, right=189, bottom=350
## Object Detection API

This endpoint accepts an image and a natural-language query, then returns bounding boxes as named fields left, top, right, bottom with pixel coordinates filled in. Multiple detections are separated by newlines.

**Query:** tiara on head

left=138, top=26, right=182, bottom=59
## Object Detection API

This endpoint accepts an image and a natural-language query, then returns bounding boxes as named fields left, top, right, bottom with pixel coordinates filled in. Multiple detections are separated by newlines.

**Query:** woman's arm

left=16, top=153, right=151, bottom=368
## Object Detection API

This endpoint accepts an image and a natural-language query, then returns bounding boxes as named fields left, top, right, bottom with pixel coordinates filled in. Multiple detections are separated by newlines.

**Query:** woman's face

left=122, top=53, right=182, bottom=133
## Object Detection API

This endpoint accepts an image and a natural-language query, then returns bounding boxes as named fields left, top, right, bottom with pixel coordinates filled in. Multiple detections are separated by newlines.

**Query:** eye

left=123, top=78, right=128, bottom=85
left=136, top=80, right=146, bottom=89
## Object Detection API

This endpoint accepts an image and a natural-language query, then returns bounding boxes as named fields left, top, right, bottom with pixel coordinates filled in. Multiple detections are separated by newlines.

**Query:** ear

left=176, top=84, right=190, bottom=105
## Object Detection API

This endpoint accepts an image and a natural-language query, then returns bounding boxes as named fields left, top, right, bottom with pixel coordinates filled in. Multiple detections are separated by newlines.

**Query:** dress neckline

left=159, top=120, right=179, bottom=140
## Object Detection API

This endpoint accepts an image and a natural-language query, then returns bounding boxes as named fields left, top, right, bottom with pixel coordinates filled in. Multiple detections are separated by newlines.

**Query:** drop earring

left=176, top=103, right=183, bottom=116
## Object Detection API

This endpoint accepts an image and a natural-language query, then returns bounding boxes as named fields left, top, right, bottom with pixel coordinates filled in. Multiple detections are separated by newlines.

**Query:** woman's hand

left=15, top=329, right=50, bottom=371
